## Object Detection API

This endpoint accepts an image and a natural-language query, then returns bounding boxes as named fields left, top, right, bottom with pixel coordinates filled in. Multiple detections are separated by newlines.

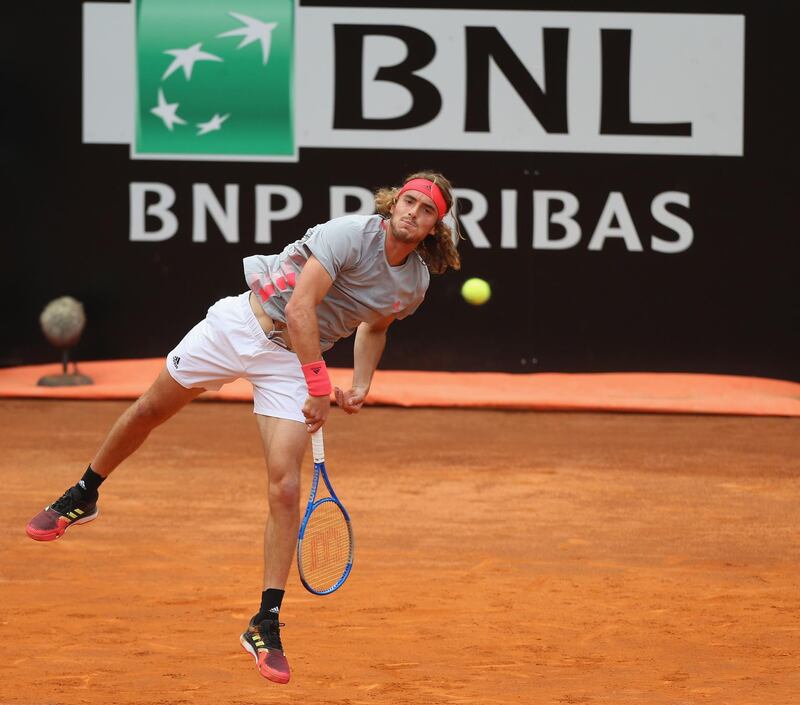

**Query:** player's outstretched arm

left=336, top=316, right=395, bottom=415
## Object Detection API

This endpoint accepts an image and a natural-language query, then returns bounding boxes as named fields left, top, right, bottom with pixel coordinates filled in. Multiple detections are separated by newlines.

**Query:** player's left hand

left=335, top=385, right=367, bottom=414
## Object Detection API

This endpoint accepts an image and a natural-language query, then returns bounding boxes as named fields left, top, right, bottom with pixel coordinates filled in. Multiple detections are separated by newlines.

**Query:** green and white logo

left=135, top=0, right=294, bottom=160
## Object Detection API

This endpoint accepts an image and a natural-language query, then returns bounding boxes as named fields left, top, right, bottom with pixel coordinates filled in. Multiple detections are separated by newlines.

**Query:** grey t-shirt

left=243, top=214, right=430, bottom=352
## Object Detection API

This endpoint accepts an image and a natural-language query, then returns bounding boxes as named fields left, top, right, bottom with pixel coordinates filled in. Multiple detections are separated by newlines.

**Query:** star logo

left=217, top=12, right=279, bottom=65
left=196, top=112, right=230, bottom=135
left=135, top=0, right=295, bottom=160
left=150, top=88, right=187, bottom=131
left=162, top=43, right=224, bottom=81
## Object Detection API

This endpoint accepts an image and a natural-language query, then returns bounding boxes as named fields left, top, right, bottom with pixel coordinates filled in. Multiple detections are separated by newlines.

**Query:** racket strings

left=299, top=501, right=352, bottom=592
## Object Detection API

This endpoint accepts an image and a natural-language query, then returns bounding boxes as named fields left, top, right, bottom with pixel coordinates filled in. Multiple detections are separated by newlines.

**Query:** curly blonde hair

left=374, top=171, right=462, bottom=274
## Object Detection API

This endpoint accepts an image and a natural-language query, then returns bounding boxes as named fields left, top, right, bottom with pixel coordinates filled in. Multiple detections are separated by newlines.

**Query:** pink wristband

left=301, top=360, right=332, bottom=397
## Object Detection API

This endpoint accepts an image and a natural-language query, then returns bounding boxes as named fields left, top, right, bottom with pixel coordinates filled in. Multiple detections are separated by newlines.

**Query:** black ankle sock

left=257, top=588, right=285, bottom=620
left=77, top=466, right=105, bottom=497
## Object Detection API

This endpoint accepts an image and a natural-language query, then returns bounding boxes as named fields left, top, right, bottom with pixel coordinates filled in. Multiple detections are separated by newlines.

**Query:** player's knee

left=268, top=471, right=301, bottom=510
left=130, top=395, right=169, bottom=427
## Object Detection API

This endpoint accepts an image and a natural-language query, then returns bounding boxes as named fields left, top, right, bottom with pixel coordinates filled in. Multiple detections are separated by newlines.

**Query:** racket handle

left=311, top=429, right=325, bottom=463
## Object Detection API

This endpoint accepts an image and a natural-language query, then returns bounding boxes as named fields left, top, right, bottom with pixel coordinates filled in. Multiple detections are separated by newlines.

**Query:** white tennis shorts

left=166, top=291, right=307, bottom=423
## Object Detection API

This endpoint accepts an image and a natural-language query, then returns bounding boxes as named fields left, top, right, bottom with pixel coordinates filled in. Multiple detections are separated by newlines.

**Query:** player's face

left=389, top=190, right=440, bottom=244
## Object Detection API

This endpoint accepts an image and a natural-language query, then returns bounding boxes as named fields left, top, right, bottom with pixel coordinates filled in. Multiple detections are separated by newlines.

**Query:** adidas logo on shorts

left=172, top=355, right=181, bottom=369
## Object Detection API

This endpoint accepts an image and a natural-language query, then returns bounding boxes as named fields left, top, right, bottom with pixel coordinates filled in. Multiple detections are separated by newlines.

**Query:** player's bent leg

left=239, top=415, right=307, bottom=684
left=26, top=367, right=204, bottom=542
left=91, top=367, right=205, bottom=475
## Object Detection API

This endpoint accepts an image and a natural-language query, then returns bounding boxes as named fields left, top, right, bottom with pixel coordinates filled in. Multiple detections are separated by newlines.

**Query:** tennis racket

left=297, top=429, right=354, bottom=595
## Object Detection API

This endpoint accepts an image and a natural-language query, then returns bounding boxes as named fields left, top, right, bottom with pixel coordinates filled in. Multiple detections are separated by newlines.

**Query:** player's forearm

left=352, top=322, right=387, bottom=391
left=285, top=299, right=323, bottom=365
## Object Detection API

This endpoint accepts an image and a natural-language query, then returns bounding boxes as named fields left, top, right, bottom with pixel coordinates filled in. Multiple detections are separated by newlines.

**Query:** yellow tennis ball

left=461, top=277, right=491, bottom=305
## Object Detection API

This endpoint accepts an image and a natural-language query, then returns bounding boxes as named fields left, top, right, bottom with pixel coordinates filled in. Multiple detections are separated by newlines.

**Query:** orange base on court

left=0, top=358, right=798, bottom=416
left=2, top=400, right=798, bottom=704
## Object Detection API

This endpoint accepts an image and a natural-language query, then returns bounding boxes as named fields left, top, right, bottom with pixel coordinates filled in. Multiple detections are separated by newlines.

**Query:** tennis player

left=26, top=171, right=460, bottom=684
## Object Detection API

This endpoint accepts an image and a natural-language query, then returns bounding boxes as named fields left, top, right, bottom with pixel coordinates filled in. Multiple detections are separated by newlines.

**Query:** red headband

left=397, top=178, right=448, bottom=219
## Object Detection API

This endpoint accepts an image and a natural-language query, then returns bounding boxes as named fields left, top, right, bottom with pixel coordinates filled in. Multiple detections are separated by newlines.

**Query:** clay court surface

left=1, top=399, right=798, bottom=705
